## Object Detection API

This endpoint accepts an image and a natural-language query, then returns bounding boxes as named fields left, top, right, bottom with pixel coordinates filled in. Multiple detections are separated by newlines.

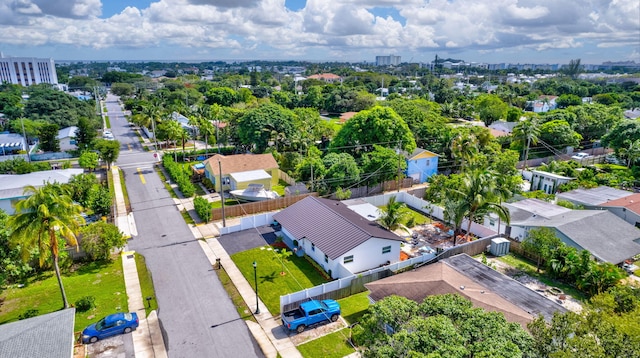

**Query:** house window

left=324, top=254, right=328, bottom=263
left=311, top=243, right=315, bottom=252
left=425, top=160, right=430, bottom=166
left=489, top=219, right=495, bottom=226
left=382, top=246, right=391, bottom=254
left=344, top=255, right=354, bottom=263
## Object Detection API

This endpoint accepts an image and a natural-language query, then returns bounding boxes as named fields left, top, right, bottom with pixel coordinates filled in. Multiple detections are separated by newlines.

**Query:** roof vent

left=460, top=285, right=465, bottom=290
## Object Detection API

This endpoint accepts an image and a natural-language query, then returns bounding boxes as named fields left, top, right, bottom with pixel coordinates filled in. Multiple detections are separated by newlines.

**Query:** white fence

left=218, top=212, right=275, bottom=235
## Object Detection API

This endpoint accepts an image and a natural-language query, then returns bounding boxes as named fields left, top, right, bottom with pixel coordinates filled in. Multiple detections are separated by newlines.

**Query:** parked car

left=81, top=312, right=139, bottom=344
left=605, top=154, right=624, bottom=165
left=571, top=152, right=591, bottom=161
left=282, top=299, right=340, bottom=333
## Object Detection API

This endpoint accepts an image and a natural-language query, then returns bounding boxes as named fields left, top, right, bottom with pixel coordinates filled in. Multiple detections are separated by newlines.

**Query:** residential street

left=107, top=94, right=263, bottom=357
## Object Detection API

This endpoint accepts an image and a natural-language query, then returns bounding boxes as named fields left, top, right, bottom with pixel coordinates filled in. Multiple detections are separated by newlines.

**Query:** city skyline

left=0, top=0, right=638, bottom=64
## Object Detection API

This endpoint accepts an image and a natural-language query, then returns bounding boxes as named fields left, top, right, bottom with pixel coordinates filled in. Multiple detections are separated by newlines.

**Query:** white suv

left=571, top=152, right=590, bottom=161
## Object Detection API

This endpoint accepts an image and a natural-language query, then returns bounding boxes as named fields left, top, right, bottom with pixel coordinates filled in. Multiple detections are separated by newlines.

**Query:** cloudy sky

left=0, top=0, right=638, bottom=64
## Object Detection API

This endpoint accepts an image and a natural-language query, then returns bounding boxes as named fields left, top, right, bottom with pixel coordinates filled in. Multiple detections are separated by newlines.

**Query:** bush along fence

left=193, top=196, right=212, bottom=223
left=162, top=155, right=195, bottom=197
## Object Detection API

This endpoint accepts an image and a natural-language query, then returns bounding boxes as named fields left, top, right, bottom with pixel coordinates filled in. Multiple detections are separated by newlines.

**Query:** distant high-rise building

left=376, top=55, right=401, bottom=66
left=0, top=53, right=58, bottom=86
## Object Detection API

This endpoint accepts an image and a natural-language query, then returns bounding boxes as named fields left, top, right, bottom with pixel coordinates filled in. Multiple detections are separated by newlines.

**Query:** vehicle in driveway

left=282, top=299, right=341, bottom=333
left=82, top=312, right=139, bottom=344
left=571, top=152, right=591, bottom=161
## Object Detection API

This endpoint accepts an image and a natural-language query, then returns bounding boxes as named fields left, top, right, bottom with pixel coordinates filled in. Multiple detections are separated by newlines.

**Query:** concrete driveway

left=218, top=226, right=277, bottom=256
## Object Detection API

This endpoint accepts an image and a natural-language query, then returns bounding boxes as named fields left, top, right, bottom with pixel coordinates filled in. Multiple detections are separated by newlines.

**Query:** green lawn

left=297, top=328, right=356, bottom=358
left=497, top=253, right=587, bottom=301
left=105, top=115, right=111, bottom=128
left=118, top=168, right=131, bottom=212
left=135, top=253, right=158, bottom=316
left=231, top=247, right=328, bottom=314
left=0, top=257, right=128, bottom=332
left=400, top=207, right=431, bottom=227
left=338, top=292, right=370, bottom=325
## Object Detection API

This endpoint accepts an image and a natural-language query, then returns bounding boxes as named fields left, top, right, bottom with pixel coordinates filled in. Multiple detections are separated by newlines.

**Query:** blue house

left=405, top=148, right=439, bottom=184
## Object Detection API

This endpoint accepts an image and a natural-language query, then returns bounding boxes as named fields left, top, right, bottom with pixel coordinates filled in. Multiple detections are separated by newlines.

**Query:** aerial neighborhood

left=1, top=54, right=640, bottom=358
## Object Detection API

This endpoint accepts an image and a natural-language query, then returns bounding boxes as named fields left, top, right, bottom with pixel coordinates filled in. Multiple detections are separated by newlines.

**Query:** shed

left=229, top=169, right=272, bottom=190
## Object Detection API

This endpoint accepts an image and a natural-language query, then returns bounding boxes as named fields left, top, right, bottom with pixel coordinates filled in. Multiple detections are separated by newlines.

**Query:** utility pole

left=20, top=117, right=30, bottom=162
left=218, top=160, right=226, bottom=227
left=310, top=164, right=314, bottom=192
left=396, top=141, right=402, bottom=192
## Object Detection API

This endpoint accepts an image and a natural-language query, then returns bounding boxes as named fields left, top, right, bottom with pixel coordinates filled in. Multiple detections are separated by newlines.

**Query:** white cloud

left=0, top=0, right=636, bottom=62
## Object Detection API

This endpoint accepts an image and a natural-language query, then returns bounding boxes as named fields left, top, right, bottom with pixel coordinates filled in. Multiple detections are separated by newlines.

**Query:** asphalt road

left=107, top=94, right=263, bottom=358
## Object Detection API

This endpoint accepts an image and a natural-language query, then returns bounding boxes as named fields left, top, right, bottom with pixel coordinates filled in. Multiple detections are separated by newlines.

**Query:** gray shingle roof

left=272, top=196, right=403, bottom=259
left=508, top=199, right=640, bottom=264
left=0, top=308, right=75, bottom=358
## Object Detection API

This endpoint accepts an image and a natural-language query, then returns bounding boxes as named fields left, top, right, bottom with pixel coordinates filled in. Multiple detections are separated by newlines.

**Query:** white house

left=0, top=168, right=84, bottom=214
left=272, top=196, right=404, bottom=279
left=56, top=126, right=78, bottom=151
left=530, top=170, right=573, bottom=194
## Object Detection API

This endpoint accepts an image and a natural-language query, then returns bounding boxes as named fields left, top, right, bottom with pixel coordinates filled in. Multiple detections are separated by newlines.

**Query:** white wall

left=334, top=237, right=401, bottom=278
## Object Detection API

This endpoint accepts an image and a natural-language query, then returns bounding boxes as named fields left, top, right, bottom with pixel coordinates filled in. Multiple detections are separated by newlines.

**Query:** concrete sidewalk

left=112, top=166, right=167, bottom=358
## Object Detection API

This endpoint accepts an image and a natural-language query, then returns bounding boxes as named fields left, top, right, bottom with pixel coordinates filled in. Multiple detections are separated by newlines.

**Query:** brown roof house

left=202, top=153, right=279, bottom=192
left=272, top=196, right=404, bottom=279
left=366, top=254, right=567, bottom=327
left=306, top=73, right=342, bottom=84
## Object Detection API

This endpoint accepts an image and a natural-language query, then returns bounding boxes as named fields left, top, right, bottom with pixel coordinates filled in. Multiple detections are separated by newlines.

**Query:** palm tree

left=7, top=184, right=84, bottom=308
left=458, top=169, right=510, bottom=240
left=619, top=139, right=640, bottom=168
left=513, top=117, right=540, bottom=169
left=450, top=133, right=478, bottom=172
left=442, top=198, right=467, bottom=246
left=378, top=196, right=409, bottom=232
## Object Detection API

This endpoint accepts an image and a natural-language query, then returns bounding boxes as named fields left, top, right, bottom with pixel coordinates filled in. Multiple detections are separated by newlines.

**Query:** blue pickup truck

left=281, top=299, right=341, bottom=333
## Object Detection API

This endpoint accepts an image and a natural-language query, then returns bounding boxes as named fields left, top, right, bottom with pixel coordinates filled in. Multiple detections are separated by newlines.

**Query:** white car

left=571, top=152, right=591, bottom=161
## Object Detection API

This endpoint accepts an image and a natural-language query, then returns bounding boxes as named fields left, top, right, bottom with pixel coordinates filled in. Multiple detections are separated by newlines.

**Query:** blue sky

left=0, top=0, right=637, bottom=64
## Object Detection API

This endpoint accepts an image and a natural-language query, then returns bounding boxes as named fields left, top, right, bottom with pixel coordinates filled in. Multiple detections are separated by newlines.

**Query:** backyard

left=0, top=257, right=128, bottom=332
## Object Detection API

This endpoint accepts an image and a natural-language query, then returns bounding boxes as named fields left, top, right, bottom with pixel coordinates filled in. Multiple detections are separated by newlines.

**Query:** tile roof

left=203, top=153, right=278, bottom=176
left=0, top=308, right=75, bottom=358
left=272, top=196, right=403, bottom=259
left=365, top=254, right=566, bottom=326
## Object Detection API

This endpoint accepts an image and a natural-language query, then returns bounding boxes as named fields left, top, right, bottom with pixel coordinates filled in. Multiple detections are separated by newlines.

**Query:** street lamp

left=253, top=261, right=260, bottom=314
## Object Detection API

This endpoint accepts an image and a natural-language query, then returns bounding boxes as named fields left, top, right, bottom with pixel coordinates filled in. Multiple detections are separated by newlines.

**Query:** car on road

left=82, top=312, right=139, bottom=344
left=571, top=152, right=591, bottom=161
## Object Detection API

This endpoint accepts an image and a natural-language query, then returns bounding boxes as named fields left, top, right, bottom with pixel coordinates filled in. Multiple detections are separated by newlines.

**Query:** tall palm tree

left=8, top=184, right=84, bottom=308
left=450, top=133, right=478, bottom=172
left=458, top=169, right=510, bottom=240
left=442, top=197, right=467, bottom=246
left=619, top=139, right=640, bottom=168
left=513, top=117, right=540, bottom=169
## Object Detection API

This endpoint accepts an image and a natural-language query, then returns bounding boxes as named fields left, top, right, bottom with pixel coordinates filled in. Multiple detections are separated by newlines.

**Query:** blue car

left=82, top=312, right=139, bottom=344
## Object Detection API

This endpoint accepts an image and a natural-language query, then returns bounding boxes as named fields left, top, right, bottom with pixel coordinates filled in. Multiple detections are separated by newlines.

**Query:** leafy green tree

left=475, top=94, right=508, bottom=125
left=539, top=120, right=581, bottom=151
left=237, top=103, right=295, bottom=153
left=355, top=294, right=534, bottom=358
left=567, top=104, right=624, bottom=141
left=80, top=222, right=126, bottom=261
left=94, top=139, right=120, bottom=169
left=556, top=94, right=582, bottom=108
left=87, top=185, right=112, bottom=217
left=39, top=123, right=60, bottom=152
left=7, top=184, right=84, bottom=308
left=23, top=85, right=95, bottom=128
left=78, top=151, right=99, bottom=171
left=361, top=145, right=406, bottom=183
left=0, top=209, right=32, bottom=288
left=67, top=173, right=98, bottom=207
left=330, top=106, right=416, bottom=157
left=110, top=83, right=135, bottom=97
left=322, top=152, right=360, bottom=192
left=205, top=87, right=238, bottom=106
left=75, top=116, right=97, bottom=151
left=521, top=227, right=562, bottom=272
left=602, top=120, right=640, bottom=154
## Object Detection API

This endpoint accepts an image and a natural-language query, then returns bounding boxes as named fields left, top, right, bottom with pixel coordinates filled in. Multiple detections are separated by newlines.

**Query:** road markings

left=137, top=168, right=146, bottom=184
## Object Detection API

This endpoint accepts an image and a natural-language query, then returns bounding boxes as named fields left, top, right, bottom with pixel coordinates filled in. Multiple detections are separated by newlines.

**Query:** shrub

left=75, top=296, right=96, bottom=312
left=162, top=155, right=196, bottom=197
left=80, top=222, right=127, bottom=261
left=18, top=309, right=39, bottom=320
left=193, top=196, right=212, bottom=223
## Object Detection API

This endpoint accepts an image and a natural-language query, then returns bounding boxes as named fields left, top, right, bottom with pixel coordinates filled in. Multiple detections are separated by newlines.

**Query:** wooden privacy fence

left=211, top=192, right=317, bottom=220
